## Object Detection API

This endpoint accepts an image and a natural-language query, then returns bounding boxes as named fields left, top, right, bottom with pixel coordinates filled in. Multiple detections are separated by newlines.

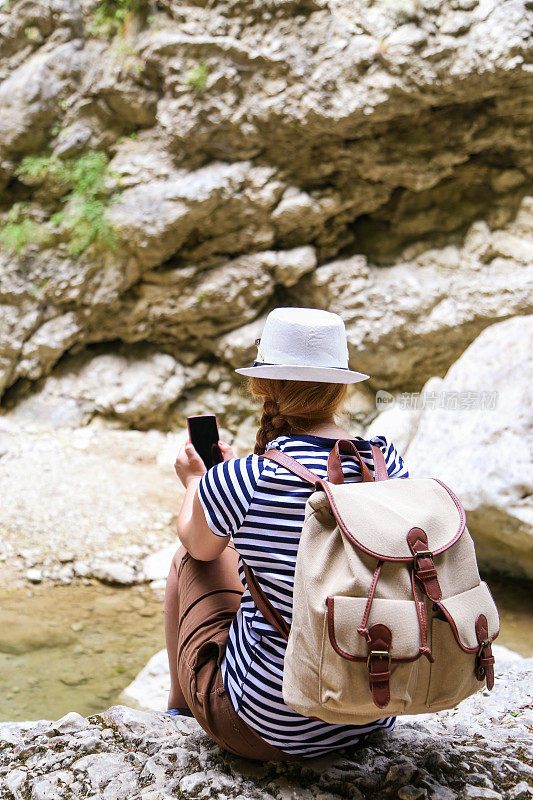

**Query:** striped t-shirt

left=197, top=433, right=409, bottom=758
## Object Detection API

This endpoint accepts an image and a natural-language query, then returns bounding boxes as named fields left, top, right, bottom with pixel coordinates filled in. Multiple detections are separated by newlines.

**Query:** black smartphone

left=186, top=414, right=224, bottom=470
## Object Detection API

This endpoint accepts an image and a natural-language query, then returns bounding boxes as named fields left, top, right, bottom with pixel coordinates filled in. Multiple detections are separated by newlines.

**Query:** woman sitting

left=164, top=307, right=408, bottom=761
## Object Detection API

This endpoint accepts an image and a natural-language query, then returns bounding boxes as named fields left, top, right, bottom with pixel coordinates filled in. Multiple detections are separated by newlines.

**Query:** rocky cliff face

left=0, top=0, right=532, bottom=576
left=1, top=0, right=532, bottom=418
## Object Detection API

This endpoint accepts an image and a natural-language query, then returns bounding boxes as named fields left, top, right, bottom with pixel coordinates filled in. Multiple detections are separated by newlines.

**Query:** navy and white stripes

left=197, top=433, right=409, bottom=757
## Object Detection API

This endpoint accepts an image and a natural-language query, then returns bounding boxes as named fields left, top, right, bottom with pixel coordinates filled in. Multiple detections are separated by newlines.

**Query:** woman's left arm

left=174, top=441, right=235, bottom=561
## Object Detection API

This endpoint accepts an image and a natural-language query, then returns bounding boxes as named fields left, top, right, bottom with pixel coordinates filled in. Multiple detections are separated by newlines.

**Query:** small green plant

left=62, top=197, right=119, bottom=257
left=28, top=277, right=51, bottom=298
left=1, top=151, right=122, bottom=258
left=24, top=26, right=40, bottom=40
left=88, top=0, right=145, bottom=37
left=0, top=211, right=46, bottom=254
left=16, top=153, right=68, bottom=184
left=185, top=62, right=210, bottom=95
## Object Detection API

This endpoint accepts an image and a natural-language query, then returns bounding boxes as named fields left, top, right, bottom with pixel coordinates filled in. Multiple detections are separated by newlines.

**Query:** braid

left=246, top=376, right=349, bottom=456
left=254, top=398, right=292, bottom=454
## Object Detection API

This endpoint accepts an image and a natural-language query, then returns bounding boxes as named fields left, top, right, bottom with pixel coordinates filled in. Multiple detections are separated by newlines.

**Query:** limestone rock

left=403, top=316, right=533, bottom=578
left=119, top=649, right=169, bottom=713
left=211, top=314, right=268, bottom=370
left=0, top=40, right=86, bottom=156
left=0, top=0, right=531, bottom=409
left=7, top=347, right=188, bottom=428
left=289, top=205, right=533, bottom=391
left=105, top=161, right=278, bottom=271
left=1, top=648, right=531, bottom=799
left=90, top=561, right=137, bottom=586
left=365, top=374, right=451, bottom=456
left=141, top=544, right=178, bottom=583
left=25, top=568, right=42, bottom=584
left=102, top=250, right=276, bottom=347
left=0, top=420, right=181, bottom=587
left=16, top=311, right=82, bottom=381
left=47, top=712, right=91, bottom=735
left=272, top=245, right=317, bottom=287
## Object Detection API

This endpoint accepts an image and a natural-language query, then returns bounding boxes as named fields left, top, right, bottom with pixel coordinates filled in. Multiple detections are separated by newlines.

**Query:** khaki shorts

left=176, top=541, right=302, bottom=761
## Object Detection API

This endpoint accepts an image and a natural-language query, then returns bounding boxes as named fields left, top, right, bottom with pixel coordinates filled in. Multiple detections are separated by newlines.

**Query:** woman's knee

left=169, top=544, right=188, bottom=577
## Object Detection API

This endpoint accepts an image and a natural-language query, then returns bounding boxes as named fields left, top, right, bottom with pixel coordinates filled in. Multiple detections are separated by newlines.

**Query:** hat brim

left=234, top=364, right=370, bottom=383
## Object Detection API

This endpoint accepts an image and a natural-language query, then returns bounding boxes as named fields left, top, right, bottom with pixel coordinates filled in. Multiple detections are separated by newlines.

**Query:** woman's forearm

left=177, top=477, right=230, bottom=560
left=177, top=476, right=202, bottom=543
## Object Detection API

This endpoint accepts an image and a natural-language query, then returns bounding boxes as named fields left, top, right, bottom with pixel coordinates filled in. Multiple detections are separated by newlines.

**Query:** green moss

left=24, top=26, right=40, bottom=40
left=60, top=197, right=119, bottom=257
left=0, top=217, right=43, bottom=254
left=0, top=203, right=54, bottom=254
left=1, top=151, right=122, bottom=258
left=186, top=62, right=210, bottom=95
left=88, top=0, right=145, bottom=37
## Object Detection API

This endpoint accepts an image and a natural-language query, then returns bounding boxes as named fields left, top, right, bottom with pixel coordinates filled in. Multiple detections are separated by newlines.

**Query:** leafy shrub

left=0, top=204, right=53, bottom=254
left=1, top=151, right=122, bottom=257
left=88, top=0, right=145, bottom=37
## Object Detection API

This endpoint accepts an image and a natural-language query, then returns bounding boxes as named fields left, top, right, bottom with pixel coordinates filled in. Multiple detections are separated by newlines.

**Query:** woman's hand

left=174, top=439, right=238, bottom=488
left=174, top=442, right=206, bottom=489
left=218, top=440, right=238, bottom=462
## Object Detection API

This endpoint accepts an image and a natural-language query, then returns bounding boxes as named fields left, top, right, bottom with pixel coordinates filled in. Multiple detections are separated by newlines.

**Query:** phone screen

left=187, top=415, right=223, bottom=470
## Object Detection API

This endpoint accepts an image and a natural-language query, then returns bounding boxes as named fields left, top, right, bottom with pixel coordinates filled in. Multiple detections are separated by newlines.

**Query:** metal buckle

left=413, top=550, right=433, bottom=570
left=366, top=650, right=392, bottom=670
left=477, top=639, right=492, bottom=657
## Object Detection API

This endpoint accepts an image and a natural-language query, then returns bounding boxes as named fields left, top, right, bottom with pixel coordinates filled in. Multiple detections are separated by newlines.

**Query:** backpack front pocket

left=318, top=596, right=431, bottom=721
left=426, top=580, right=500, bottom=709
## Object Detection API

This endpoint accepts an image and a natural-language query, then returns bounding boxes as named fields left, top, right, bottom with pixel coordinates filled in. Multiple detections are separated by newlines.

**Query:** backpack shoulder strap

left=241, top=560, right=291, bottom=641
left=370, top=444, right=389, bottom=481
left=243, top=448, right=320, bottom=640
left=260, top=448, right=323, bottom=488
left=246, top=443, right=388, bottom=639
left=263, top=443, right=389, bottom=483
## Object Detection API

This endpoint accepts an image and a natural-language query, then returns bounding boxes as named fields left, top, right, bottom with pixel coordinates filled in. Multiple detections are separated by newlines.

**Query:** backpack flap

left=436, top=582, right=500, bottom=650
left=320, top=476, right=466, bottom=561
left=326, top=596, right=426, bottom=661
left=433, top=581, right=500, bottom=689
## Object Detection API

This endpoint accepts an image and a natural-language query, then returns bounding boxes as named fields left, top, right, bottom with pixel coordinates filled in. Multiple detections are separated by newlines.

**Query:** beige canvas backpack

left=242, top=440, right=500, bottom=724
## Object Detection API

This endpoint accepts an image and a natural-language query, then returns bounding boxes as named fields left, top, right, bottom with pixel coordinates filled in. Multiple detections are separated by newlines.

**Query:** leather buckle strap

left=327, top=439, right=375, bottom=484
left=366, top=650, right=391, bottom=671
left=366, top=624, right=392, bottom=709
left=413, top=550, right=433, bottom=570
left=477, top=638, right=492, bottom=656
left=407, top=527, right=442, bottom=602
left=475, top=614, right=495, bottom=690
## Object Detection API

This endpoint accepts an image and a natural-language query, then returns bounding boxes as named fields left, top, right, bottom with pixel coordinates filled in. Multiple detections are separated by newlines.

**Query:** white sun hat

left=234, top=307, right=370, bottom=384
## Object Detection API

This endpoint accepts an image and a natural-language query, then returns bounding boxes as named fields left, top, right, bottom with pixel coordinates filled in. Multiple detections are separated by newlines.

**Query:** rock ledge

left=0, top=647, right=531, bottom=800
